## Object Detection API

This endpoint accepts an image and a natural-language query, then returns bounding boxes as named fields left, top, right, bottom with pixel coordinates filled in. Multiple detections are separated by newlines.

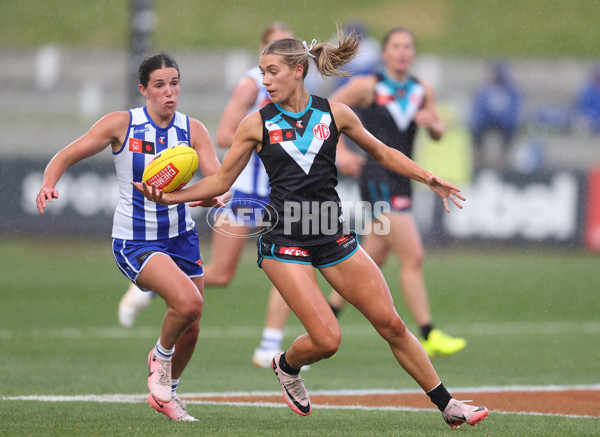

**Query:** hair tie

left=302, top=39, right=318, bottom=59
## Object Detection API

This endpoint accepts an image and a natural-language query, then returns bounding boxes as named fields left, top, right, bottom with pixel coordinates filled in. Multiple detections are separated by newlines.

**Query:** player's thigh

left=207, top=223, right=250, bottom=271
left=360, top=220, right=391, bottom=265
left=385, top=213, right=425, bottom=264
left=191, top=275, right=205, bottom=298
left=138, top=253, right=202, bottom=310
left=261, top=259, right=340, bottom=339
left=319, top=248, right=399, bottom=324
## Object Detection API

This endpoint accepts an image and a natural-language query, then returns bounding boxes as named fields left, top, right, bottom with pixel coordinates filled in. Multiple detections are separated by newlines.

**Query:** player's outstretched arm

left=37, top=111, right=129, bottom=214
left=332, top=102, right=465, bottom=212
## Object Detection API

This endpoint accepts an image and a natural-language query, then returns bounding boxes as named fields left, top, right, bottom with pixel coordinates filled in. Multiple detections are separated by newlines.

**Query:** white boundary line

left=180, top=383, right=600, bottom=397
left=3, top=384, right=599, bottom=419
left=181, top=401, right=599, bottom=420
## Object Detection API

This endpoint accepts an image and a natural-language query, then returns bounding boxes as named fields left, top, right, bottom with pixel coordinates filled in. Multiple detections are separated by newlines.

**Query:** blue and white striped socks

left=171, top=377, right=180, bottom=398
left=154, top=339, right=175, bottom=361
left=258, top=328, right=284, bottom=352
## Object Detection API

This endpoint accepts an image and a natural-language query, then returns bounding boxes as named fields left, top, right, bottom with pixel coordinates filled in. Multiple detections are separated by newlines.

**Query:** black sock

left=278, top=352, right=300, bottom=375
left=329, top=303, right=342, bottom=318
left=427, top=382, right=452, bottom=412
left=421, top=324, right=433, bottom=340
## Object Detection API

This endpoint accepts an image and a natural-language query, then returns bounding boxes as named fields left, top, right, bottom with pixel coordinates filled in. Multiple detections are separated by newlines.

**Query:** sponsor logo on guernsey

left=146, top=163, right=179, bottom=189
left=269, top=128, right=296, bottom=144
left=375, top=92, right=395, bottom=106
left=133, top=126, right=150, bottom=134
left=266, top=119, right=285, bottom=129
left=269, top=130, right=282, bottom=143
left=129, top=138, right=155, bottom=154
left=312, top=123, right=330, bottom=140
left=158, top=136, right=165, bottom=145
left=280, top=246, right=310, bottom=257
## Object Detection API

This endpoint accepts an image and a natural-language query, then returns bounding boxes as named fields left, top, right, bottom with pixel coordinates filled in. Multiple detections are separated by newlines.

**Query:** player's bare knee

left=213, top=276, right=233, bottom=287
left=379, top=316, right=408, bottom=342
left=315, top=331, right=342, bottom=358
left=404, top=251, right=424, bottom=270
left=178, top=294, right=204, bottom=322
left=204, top=270, right=234, bottom=287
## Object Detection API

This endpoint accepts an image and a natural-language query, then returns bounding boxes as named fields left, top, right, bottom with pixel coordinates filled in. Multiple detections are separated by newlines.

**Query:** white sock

left=154, top=338, right=175, bottom=361
left=259, top=328, right=284, bottom=351
left=171, top=377, right=180, bottom=398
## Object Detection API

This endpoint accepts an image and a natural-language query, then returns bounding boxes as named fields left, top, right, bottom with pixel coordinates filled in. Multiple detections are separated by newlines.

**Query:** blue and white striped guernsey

left=230, top=66, right=271, bottom=197
left=112, top=106, right=196, bottom=240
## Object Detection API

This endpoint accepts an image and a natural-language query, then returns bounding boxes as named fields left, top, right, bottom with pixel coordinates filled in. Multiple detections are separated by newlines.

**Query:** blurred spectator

left=574, top=63, right=600, bottom=135
left=471, top=61, right=523, bottom=168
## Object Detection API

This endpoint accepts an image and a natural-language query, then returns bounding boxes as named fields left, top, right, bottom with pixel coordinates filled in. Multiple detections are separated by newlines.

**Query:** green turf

left=1, top=238, right=599, bottom=435
left=1, top=0, right=600, bottom=57
left=2, top=402, right=599, bottom=437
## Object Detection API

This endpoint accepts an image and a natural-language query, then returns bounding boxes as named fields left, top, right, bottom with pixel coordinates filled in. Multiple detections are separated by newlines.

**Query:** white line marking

left=181, top=402, right=599, bottom=419
left=179, top=383, right=600, bottom=398
left=2, top=385, right=599, bottom=419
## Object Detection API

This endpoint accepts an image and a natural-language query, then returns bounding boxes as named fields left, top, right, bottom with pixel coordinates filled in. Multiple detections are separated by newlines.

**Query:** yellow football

left=142, top=145, right=198, bottom=193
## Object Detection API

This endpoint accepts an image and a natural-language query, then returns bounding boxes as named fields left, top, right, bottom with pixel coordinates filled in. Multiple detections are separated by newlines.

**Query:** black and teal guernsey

left=258, top=95, right=345, bottom=245
left=357, top=70, right=426, bottom=201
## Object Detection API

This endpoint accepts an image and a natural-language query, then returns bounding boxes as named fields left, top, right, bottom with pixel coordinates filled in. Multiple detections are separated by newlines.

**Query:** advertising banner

left=1, top=160, right=588, bottom=247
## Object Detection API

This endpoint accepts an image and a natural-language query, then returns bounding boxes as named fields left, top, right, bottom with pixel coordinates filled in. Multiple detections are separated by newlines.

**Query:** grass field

left=1, top=237, right=599, bottom=436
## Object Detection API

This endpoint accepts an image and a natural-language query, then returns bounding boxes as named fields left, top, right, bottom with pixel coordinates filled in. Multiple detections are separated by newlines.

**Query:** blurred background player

left=118, top=23, right=296, bottom=369
left=119, top=281, right=154, bottom=327
left=325, top=27, right=467, bottom=358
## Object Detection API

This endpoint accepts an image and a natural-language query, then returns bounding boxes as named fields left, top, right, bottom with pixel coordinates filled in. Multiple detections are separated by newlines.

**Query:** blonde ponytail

left=262, top=23, right=361, bottom=79
left=310, top=24, right=361, bottom=78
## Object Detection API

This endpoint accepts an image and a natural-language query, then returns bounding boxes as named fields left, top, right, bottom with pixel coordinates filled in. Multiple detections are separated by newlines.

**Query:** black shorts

left=359, top=179, right=412, bottom=213
left=257, top=231, right=359, bottom=269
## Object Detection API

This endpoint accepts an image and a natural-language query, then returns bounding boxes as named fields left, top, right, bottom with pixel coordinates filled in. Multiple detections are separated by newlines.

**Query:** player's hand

left=131, top=181, right=171, bottom=205
left=426, top=175, right=466, bottom=213
left=189, top=197, right=223, bottom=208
left=413, top=107, right=436, bottom=129
left=36, top=187, right=59, bottom=215
left=189, top=191, right=231, bottom=208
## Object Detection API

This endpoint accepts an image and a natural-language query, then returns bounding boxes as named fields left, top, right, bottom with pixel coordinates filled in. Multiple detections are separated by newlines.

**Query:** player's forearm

left=378, top=147, right=431, bottom=185
left=167, top=174, right=229, bottom=204
left=41, top=151, right=72, bottom=189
